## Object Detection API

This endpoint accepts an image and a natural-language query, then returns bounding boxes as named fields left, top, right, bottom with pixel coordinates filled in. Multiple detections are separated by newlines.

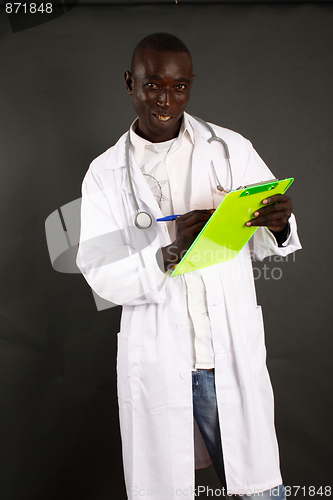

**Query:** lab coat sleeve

left=251, top=214, right=301, bottom=261
left=76, top=167, right=167, bottom=306
left=242, top=145, right=302, bottom=260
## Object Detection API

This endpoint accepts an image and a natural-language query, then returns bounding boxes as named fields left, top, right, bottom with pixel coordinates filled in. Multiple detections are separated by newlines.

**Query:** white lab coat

left=77, top=114, right=301, bottom=498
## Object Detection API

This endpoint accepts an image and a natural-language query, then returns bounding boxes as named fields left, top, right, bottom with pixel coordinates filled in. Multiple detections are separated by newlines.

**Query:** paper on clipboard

left=171, top=178, right=294, bottom=277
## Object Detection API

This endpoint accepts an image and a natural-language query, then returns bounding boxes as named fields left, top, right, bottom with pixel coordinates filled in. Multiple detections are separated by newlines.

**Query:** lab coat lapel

left=119, top=139, right=164, bottom=221
left=102, top=132, right=162, bottom=218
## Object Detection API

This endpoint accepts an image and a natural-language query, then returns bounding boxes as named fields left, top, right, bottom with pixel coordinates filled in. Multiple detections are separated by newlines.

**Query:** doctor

left=77, top=33, right=301, bottom=499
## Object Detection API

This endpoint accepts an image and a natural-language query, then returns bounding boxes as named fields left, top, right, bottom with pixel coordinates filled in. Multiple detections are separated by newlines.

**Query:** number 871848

left=5, top=3, right=53, bottom=14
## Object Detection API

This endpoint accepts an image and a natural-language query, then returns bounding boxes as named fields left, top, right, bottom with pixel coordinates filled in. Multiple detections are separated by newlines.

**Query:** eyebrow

left=143, top=75, right=191, bottom=84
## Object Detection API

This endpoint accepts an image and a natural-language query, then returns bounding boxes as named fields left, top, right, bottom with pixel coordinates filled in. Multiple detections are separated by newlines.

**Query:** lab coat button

left=177, top=322, right=185, bottom=330
left=180, top=371, right=187, bottom=379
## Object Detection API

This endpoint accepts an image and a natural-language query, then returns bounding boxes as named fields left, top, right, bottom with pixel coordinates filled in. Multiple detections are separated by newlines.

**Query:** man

left=77, top=33, right=301, bottom=499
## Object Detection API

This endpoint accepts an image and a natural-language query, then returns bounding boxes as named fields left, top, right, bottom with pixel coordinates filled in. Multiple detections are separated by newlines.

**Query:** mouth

left=153, top=114, right=172, bottom=122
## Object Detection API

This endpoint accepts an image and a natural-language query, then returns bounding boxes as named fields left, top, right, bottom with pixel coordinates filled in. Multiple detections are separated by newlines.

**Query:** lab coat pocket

left=116, top=333, right=142, bottom=406
left=240, top=306, right=267, bottom=378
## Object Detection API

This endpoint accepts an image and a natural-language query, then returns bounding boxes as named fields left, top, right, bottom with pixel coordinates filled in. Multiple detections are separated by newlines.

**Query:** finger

left=246, top=211, right=290, bottom=228
left=181, top=216, right=211, bottom=235
left=188, top=220, right=210, bottom=233
left=180, top=222, right=210, bottom=243
left=177, top=209, right=213, bottom=222
left=255, top=197, right=292, bottom=218
left=178, top=211, right=212, bottom=228
left=253, top=203, right=292, bottom=219
left=246, top=220, right=288, bottom=232
left=262, top=194, right=290, bottom=205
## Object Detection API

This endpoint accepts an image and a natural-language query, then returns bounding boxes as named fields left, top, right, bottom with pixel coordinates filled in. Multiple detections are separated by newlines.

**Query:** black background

left=0, top=1, right=332, bottom=499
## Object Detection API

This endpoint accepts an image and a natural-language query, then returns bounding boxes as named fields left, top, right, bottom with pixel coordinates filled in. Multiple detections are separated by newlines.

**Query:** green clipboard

left=171, top=177, right=294, bottom=277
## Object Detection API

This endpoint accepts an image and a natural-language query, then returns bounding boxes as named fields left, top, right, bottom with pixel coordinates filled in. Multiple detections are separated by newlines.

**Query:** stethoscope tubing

left=125, top=133, right=153, bottom=229
left=192, top=116, right=233, bottom=194
left=127, top=117, right=233, bottom=229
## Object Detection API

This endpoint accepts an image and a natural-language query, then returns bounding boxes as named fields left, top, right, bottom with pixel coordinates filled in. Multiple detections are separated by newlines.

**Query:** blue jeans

left=192, top=369, right=286, bottom=499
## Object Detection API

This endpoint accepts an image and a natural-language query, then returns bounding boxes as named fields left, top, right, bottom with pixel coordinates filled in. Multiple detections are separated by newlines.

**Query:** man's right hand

left=162, top=209, right=214, bottom=271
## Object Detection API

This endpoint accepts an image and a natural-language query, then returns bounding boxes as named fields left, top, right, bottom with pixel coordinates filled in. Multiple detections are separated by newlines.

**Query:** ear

left=124, top=70, right=134, bottom=95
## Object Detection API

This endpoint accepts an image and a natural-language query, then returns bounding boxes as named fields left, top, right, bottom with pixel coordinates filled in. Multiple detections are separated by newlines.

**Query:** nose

left=156, top=89, right=173, bottom=109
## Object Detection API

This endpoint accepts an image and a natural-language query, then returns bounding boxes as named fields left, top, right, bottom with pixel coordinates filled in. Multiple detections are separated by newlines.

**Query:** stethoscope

left=125, top=116, right=233, bottom=229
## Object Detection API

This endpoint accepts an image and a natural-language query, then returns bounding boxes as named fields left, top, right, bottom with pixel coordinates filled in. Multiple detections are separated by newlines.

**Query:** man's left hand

left=245, top=194, right=293, bottom=232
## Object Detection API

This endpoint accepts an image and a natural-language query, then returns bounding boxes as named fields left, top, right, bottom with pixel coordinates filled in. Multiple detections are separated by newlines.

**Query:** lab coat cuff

left=270, top=223, right=290, bottom=247
left=253, top=214, right=301, bottom=260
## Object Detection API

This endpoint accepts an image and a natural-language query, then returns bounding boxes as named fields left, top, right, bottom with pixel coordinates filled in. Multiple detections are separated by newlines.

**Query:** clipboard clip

left=238, top=179, right=279, bottom=197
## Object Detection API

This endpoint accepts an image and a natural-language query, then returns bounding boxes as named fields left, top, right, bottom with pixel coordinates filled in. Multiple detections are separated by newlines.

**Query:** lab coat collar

left=101, top=113, right=222, bottom=212
left=102, top=113, right=198, bottom=172
left=129, top=114, right=195, bottom=165
left=101, top=132, right=128, bottom=171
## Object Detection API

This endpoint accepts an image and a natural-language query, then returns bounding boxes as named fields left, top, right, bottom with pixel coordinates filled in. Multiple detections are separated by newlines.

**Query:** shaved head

left=131, top=33, right=192, bottom=74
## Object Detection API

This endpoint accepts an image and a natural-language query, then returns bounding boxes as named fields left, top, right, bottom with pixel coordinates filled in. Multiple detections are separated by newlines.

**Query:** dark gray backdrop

left=0, top=2, right=332, bottom=499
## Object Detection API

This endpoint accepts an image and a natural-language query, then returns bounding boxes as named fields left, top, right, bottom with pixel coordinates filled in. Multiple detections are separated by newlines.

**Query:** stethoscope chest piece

left=126, top=117, right=233, bottom=229
left=135, top=211, right=152, bottom=229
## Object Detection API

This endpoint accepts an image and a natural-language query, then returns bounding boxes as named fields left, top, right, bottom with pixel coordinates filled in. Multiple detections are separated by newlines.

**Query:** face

left=125, top=48, right=195, bottom=143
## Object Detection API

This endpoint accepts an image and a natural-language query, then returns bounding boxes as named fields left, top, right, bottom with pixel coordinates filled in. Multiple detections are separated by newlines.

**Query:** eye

left=146, top=82, right=159, bottom=89
left=175, top=84, right=187, bottom=90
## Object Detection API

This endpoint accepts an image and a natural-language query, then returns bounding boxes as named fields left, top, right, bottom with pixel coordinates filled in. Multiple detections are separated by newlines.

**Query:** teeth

left=156, top=115, right=171, bottom=122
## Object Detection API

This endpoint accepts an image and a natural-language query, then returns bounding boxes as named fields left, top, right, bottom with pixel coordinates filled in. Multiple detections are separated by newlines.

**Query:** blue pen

left=156, top=214, right=182, bottom=222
